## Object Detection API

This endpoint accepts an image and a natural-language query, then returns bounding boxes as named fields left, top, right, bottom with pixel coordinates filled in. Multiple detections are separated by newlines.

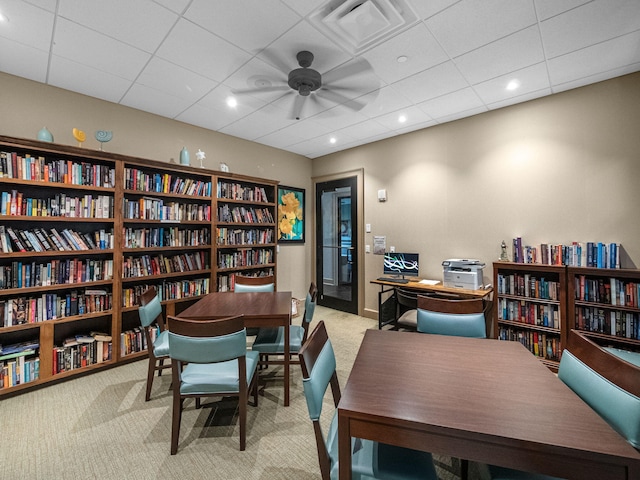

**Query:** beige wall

left=312, top=72, right=640, bottom=318
left=0, top=72, right=313, bottom=299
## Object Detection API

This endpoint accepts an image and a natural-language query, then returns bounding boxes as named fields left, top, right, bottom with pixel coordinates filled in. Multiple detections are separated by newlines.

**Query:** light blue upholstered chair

left=252, top=282, right=317, bottom=368
left=298, top=321, right=438, bottom=480
left=234, top=274, right=275, bottom=336
left=167, top=314, right=259, bottom=454
left=138, top=287, right=171, bottom=401
left=416, top=295, right=487, bottom=338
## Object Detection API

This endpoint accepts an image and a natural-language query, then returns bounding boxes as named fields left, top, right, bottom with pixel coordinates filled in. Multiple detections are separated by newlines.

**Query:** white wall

left=312, top=72, right=640, bottom=318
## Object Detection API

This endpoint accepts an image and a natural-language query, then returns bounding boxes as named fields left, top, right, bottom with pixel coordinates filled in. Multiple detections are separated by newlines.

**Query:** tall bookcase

left=567, top=266, right=640, bottom=353
left=0, top=135, right=278, bottom=397
left=214, top=175, right=277, bottom=291
left=493, top=262, right=567, bottom=371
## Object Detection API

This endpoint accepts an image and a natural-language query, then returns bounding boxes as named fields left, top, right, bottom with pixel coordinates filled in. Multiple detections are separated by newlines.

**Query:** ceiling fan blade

left=258, top=48, right=294, bottom=76
left=231, top=85, right=290, bottom=95
left=323, top=58, right=372, bottom=85
left=316, top=89, right=366, bottom=112
left=290, top=95, right=306, bottom=120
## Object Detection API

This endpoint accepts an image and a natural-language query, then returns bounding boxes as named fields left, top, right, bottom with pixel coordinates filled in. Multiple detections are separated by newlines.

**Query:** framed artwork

left=277, top=185, right=305, bottom=244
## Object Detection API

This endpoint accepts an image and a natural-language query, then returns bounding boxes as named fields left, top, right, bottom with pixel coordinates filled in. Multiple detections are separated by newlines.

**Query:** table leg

left=338, top=411, right=352, bottom=479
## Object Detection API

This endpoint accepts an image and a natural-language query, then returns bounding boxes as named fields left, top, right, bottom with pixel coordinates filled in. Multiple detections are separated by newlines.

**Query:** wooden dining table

left=178, top=290, right=293, bottom=406
left=337, top=330, right=640, bottom=480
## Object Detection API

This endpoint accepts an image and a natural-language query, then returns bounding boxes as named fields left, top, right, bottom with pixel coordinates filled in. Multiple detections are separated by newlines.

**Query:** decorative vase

left=37, top=127, right=53, bottom=142
left=180, top=147, right=190, bottom=166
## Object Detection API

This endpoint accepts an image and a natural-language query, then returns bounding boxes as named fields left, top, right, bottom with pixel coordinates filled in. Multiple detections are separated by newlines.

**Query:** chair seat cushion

left=396, top=310, right=417, bottom=328
left=252, top=325, right=305, bottom=354
left=488, top=465, right=562, bottom=479
left=153, top=330, right=170, bottom=357
left=179, top=351, right=259, bottom=395
left=604, top=346, right=640, bottom=367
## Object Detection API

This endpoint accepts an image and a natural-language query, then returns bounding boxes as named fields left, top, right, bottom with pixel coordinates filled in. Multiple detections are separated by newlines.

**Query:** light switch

left=390, top=246, right=395, bottom=253
left=365, top=244, right=371, bottom=253
left=366, top=223, right=371, bottom=233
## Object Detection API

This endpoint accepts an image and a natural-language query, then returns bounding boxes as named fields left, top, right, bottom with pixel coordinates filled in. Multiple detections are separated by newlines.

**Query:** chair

left=298, top=321, right=438, bottom=480
left=138, top=287, right=171, bottom=401
left=394, top=288, right=418, bottom=331
left=166, top=314, right=259, bottom=454
left=234, top=274, right=275, bottom=336
left=252, top=282, right=317, bottom=367
left=416, top=295, right=487, bottom=338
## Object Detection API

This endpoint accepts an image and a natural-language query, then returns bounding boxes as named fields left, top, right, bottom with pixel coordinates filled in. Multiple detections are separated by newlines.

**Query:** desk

left=337, top=330, right=640, bottom=480
left=371, top=279, right=493, bottom=332
left=179, top=291, right=292, bottom=406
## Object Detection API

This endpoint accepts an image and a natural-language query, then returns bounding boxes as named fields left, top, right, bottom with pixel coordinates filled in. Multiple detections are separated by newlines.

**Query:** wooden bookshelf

left=0, top=135, right=278, bottom=397
left=493, top=262, right=567, bottom=371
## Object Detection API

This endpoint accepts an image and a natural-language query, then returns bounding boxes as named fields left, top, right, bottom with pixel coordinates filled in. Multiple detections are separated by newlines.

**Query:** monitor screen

left=383, top=252, right=419, bottom=278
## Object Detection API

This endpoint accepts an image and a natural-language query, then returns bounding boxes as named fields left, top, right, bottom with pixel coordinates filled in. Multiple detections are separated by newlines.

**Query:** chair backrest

left=299, top=320, right=341, bottom=480
left=234, top=274, right=275, bottom=293
left=167, top=315, right=247, bottom=364
left=416, top=295, right=486, bottom=338
left=396, top=288, right=418, bottom=310
left=300, top=282, right=318, bottom=343
left=139, top=287, right=164, bottom=329
left=558, top=329, right=640, bottom=449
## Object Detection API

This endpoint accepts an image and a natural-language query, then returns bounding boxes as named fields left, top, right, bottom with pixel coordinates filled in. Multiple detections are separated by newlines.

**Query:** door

left=316, top=176, right=358, bottom=313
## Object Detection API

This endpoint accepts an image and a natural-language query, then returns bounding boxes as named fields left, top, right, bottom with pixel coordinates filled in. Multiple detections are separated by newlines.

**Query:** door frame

left=312, top=169, right=364, bottom=317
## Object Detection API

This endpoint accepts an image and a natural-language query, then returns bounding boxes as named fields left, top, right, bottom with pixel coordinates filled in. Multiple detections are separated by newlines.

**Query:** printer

left=442, top=259, right=485, bottom=290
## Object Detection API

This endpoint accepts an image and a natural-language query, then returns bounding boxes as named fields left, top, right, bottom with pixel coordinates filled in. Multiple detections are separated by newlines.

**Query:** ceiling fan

left=232, top=50, right=376, bottom=120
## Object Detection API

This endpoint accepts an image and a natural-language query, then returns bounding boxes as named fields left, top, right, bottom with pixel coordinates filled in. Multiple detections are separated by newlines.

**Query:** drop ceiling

left=1, top=0, right=639, bottom=159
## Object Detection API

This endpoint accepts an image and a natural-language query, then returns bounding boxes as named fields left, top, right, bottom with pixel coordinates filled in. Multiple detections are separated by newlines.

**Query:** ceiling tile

left=533, top=0, right=591, bottom=21
left=0, top=37, right=49, bottom=82
left=487, top=87, right=551, bottom=110
left=136, top=56, right=217, bottom=102
left=185, top=0, right=300, bottom=54
left=540, top=0, right=640, bottom=59
left=48, top=55, right=132, bottom=102
left=359, top=23, right=449, bottom=84
left=473, top=62, right=550, bottom=105
left=0, top=1, right=54, bottom=50
left=152, top=0, right=191, bottom=15
left=391, top=61, right=470, bottom=104
left=57, top=0, right=178, bottom=53
left=334, top=119, right=393, bottom=141
left=120, top=83, right=194, bottom=118
left=455, top=25, right=545, bottom=85
left=374, top=105, right=434, bottom=130
left=52, top=18, right=150, bottom=80
left=23, top=0, right=58, bottom=13
left=417, top=87, right=486, bottom=120
left=219, top=103, right=295, bottom=140
left=176, top=102, right=240, bottom=131
left=425, top=0, right=537, bottom=57
left=155, top=18, right=252, bottom=82
left=358, top=84, right=414, bottom=118
left=407, top=0, right=460, bottom=20
left=280, top=0, right=318, bottom=17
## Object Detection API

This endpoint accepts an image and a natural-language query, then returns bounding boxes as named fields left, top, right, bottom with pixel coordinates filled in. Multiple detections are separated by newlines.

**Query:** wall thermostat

left=377, top=189, right=387, bottom=202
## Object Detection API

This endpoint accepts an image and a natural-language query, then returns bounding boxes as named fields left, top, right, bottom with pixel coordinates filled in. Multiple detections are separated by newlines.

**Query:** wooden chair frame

left=139, top=287, right=171, bottom=401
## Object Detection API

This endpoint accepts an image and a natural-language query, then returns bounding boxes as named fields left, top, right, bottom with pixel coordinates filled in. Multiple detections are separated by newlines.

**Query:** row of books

left=511, top=238, right=621, bottom=268
left=1, top=258, right=113, bottom=290
left=123, top=226, right=210, bottom=249
left=53, top=333, right=112, bottom=374
left=217, top=249, right=274, bottom=270
left=1, top=353, right=39, bottom=388
left=1, top=289, right=112, bottom=326
left=496, top=273, right=560, bottom=300
left=121, top=324, right=161, bottom=356
left=216, top=269, right=274, bottom=292
left=0, top=151, right=115, bottom=188
left=0, top=225, right=114, bottom=253
left=573, top=275, right=639, bottom=307
left=121, top=278, right=210, bottom=307
left=497, top=298, right=561, bottom=329
left=217, top=181, right=270, bottom=203
left=122, top=251, right=208, bottom=278
left=1, top=190, right=113, bottom=219
left=123, top=197, right=211, bottom=222
left=216, top=227, right=274, bottom=246
left=574, top=308, right=639, bottom=339
left=217, top=204, right=275, bottom=224
left=498, top=327, right=562, bottom=362
left=124, top=167, right=212, bottom=197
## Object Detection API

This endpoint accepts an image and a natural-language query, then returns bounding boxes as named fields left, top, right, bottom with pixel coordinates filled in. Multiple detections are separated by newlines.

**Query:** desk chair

left=416, top=295, right=487, bottom=338
left=234, top=274, right=275, bottom=336
left=394, top=288, right=418, bottom=331
left=299, top=321, right=438, bottom=480
left=167, top=314, right=259, bottom=454
left=252, top=282, right=317, bottom=368
left=138, top=287, right=171, bottom=401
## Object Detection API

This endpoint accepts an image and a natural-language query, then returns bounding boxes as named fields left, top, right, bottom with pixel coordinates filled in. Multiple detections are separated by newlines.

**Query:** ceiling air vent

left=309, top=0, right=418, bottom=54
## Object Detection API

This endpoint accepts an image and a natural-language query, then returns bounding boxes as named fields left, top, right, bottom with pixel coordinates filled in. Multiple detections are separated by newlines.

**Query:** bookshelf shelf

left=0, top=135, right=279, bottom=397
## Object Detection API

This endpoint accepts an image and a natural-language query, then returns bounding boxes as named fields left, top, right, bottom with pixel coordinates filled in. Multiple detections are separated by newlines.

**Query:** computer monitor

left=383, top=252, right=419, bottom=278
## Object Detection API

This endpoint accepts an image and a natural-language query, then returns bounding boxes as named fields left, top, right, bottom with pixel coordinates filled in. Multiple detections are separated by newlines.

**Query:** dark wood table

left=337, top=330, right=640, bottom=480
left=179, top=291, right=292, bottom=406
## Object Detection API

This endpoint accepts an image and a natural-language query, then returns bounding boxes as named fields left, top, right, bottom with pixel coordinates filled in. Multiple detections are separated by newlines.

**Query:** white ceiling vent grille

left=309, top=0, right=418, bottom=54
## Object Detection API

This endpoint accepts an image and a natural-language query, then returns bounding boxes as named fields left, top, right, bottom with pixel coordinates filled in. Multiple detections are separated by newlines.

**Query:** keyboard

left=377, top=277, right=410, bottom=284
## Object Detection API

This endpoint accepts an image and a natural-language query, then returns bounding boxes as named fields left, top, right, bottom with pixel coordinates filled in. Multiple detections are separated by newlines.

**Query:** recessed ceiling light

left=0, top=12, right=8, bottom=23
left=506, top=80, right=520, bottom=91
left=398, top=115, right=407, bottom=123
left=226, top=97, right=237, bottom=108
left=330, top=137, right=337, bottom=144
left=397, top=55, right=408, bottom=63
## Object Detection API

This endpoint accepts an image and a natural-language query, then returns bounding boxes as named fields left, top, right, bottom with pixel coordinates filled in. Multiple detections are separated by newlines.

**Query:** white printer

left=442, top=259, right=485, bottom=290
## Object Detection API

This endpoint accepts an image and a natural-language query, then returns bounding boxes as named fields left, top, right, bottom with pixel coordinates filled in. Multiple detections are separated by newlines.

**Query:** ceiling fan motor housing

left=288, top=51, right=322, bottom=96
